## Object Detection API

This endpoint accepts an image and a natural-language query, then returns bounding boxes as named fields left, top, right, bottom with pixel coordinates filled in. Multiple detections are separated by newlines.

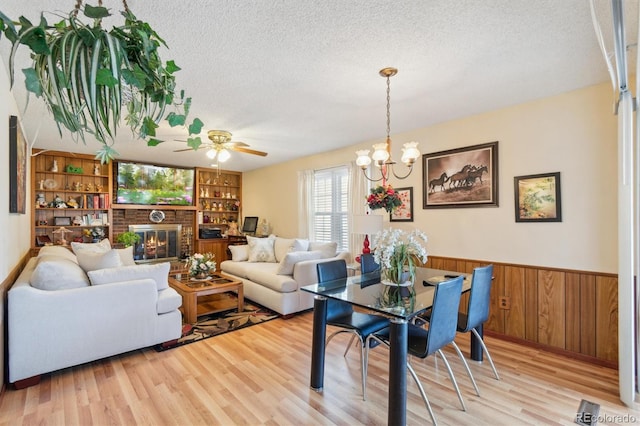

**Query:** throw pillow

left=71, top=238, right=111, bottom=255
left=88, top=262, right=171, bottom=290
left=31, top=255, right=90, bottom=290
left=277, top=250, right=324, bottom=275
left=114, top=246, right=136, bottom=266
left=229, top=244, right=249, bottom=262
left=76, top=249, right=123, bottom=273
left=273, top=238, right=310, bottom=262
left=37, top=245, right=78, bottom=263
left=309, top=241, right=338, bottom=259
left=247, top=236, right=276, bottom=263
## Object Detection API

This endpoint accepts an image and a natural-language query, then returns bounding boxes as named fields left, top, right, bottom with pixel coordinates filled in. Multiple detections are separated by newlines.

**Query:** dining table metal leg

left=388, top=318, right=408, bottom=426
left=310, top=296, right=328, bottom=392
left=471, top=324, right=483, bottom=361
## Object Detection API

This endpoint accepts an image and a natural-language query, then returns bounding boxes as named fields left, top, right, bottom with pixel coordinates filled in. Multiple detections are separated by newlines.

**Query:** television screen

left=115, top=161, right=195, bottom=206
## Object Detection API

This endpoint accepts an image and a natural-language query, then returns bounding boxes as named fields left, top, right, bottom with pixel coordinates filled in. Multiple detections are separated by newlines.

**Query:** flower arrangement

left=367, top=185, right=402, bottom=213
left=372, top=228, right=428, bottom=285
left=185, top=252, right=216, bottom=278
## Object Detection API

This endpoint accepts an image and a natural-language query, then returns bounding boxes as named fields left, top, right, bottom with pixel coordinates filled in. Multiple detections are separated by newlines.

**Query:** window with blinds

left=313, top=166, right=349, bottom=251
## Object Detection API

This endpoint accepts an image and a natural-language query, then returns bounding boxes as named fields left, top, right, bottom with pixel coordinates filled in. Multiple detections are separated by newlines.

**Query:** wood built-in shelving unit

left=31, top=149, right=113, bottom=248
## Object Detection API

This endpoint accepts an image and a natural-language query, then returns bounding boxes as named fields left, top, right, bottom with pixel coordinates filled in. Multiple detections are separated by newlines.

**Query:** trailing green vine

left=0, top=2, right=204, bottom=163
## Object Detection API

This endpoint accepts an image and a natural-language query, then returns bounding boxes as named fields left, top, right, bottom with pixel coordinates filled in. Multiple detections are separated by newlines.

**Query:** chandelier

left=355, top=67, right=420, bottom=182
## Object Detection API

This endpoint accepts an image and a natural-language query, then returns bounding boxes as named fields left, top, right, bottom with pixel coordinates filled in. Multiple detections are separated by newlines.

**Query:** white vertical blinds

left=313, top=166, right=349, bottom=251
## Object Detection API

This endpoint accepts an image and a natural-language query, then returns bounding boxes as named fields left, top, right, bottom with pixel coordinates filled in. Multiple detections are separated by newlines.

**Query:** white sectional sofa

left=220, top=236, right=350, bottom=316
left=8, top=242, right=182, bottom=388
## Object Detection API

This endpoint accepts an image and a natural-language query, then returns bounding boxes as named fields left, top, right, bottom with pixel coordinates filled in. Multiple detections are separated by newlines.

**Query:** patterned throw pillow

left=247, top=236, right=276, bottom=263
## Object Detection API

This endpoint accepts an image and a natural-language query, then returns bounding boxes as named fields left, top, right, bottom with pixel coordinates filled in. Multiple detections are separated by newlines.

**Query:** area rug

left=155, top=300, right=279, bottom=351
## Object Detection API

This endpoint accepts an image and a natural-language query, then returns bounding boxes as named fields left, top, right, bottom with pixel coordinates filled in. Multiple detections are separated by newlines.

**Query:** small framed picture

left=390, top=187, right=413, bottom=222
left=53, top=216, right=72, bottom=226
left=514, top=172, right=562, bottom=222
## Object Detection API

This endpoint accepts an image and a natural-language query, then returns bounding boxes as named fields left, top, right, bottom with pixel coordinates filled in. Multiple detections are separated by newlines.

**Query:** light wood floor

left=0, top=311, right=638, bottom=425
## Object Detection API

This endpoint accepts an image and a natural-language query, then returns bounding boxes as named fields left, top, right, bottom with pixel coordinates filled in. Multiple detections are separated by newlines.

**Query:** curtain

left=297, top=169, right=314, bottom=239
left=349, top=161, right=373, bottom=257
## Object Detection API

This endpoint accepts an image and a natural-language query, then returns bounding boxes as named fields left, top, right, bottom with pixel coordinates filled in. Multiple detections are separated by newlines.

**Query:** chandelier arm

left=361, top=168, right=386, bottom=183
left=390, top=163, right=414, bottom=180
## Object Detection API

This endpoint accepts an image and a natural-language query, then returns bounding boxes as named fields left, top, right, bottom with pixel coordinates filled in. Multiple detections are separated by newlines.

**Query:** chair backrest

left=462, top=264, right=494, bottom=332
left=425, top=276, right=464, bottom=356
left=360, top=253, right=380, bottom=274
left=316, top=260, right=352, bottom=320
left=359, top=254, right=381, bottom=287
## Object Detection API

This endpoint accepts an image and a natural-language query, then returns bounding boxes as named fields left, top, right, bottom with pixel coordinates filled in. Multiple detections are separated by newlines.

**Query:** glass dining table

left=301, top=267, right=475, bottom=426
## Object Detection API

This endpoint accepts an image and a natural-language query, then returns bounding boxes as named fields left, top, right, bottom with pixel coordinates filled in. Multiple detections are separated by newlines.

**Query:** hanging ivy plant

left=0, top=2, right=204, bottom=163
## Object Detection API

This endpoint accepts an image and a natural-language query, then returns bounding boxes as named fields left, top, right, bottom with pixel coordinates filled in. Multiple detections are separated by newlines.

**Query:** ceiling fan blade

left=231, top=146, right=268, bottom=157
left=173, top=144, right=213, bottom=153
left=225, top=141, right=250, bottom=147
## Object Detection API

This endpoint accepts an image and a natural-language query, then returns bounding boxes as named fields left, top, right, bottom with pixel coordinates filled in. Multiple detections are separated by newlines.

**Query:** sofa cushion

left=37, top=245, right=78, bottom=263
left=277, top=250, right=324, bottom=275
left=309, top=241, right=338, bottom=258
left=71, top=238, right=111, bottom=255
left=229, top=244, right=249, bottom=262
left=274, top=238, right=310, bottom=262
left=157, top=288, right=182, bottom=314
left=245, top=263, right=298, bottom=292
left=220, top=260, right=250, bottom=278
left=247, top=236, right=276, bottom=262
left=114, top=246, right=136, bottom=266
left=31, top=255, right=90, bottom=290
left=76, top=249, right=123, bottom=273
left=88, top=262, right=171, bottom=290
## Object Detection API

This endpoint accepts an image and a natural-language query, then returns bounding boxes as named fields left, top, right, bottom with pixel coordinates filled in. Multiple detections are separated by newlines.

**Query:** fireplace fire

left=128, top=224, right=182, bottom=263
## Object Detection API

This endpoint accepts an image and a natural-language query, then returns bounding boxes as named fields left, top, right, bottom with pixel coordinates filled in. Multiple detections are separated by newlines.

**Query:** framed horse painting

left=422, top=141, right=499, bottom=209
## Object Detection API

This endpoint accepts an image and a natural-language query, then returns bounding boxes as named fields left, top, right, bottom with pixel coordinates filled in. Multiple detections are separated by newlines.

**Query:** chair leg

left=343, top=334, right=357, bottom=357
left=437, top=349, right=466, bottom=412
left=470, top=328, right=500, bottom=380
left=450, top=341, right=480, bottom=396
left=358, top=335, right=367, bottom=401
left=407, top=363, right=438, bottom=425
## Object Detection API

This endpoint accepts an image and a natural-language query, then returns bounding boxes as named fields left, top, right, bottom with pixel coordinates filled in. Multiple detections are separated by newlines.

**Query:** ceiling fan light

left=206, top=149, right=217, bottom=159
left=218, top=149, right=231, bottom=162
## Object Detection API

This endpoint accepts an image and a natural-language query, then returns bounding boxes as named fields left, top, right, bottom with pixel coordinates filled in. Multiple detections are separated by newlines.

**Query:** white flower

left=372, top=228, right=428, bottom=284
left=185, top=252, right=217, bottom=276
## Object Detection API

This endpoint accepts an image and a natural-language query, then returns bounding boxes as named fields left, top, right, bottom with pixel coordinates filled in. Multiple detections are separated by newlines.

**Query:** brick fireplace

left=112, top=209, right=195, bottom=259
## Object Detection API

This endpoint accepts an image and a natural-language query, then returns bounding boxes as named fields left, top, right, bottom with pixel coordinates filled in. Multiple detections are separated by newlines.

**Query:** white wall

left=243, top=82, right=617, bottom=274
left=0, top=56, right=32, bottom=389
left=0, top=56, right=31, bottom=274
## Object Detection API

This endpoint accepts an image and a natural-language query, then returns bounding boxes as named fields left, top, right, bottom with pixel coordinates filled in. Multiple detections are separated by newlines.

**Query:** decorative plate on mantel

left=149, top=210, right=165, bottom=223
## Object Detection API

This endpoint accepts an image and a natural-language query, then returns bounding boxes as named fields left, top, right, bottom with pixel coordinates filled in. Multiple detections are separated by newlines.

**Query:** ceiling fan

left=173, top=130, right=268, bottom=162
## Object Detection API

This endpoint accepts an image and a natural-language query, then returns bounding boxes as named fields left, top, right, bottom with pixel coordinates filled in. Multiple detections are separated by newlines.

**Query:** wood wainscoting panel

left=524, top=268, right=539, bottom=342
left=565, top=272, right=582, bottom=353
left=504, top=266, right=526, bottom=339
left=595, top=276, right=618, bottom=362
left=537, top=270, right=566, bottom=348
left=426, top=255, right=618, bottom=366
left=579, top=274, right=597, bottom=357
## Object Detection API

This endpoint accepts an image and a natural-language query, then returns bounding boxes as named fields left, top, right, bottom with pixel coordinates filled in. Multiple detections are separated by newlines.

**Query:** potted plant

left=115, top=231, right=140, bottom=248
left=0, top=2, right=204, bottom=163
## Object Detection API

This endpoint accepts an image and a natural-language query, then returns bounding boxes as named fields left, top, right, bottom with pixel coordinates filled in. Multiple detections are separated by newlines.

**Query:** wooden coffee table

left=168, top=272, right=244, bottom=324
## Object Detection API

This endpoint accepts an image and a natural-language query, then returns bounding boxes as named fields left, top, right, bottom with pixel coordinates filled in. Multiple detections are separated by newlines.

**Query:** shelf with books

left=32, top=150, right=113, bottom=248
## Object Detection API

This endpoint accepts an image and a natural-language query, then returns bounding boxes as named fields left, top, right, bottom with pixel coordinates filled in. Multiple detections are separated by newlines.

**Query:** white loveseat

left=220, top=236, right=350, bottom=316
left=8, top=242, right=182, bottom=388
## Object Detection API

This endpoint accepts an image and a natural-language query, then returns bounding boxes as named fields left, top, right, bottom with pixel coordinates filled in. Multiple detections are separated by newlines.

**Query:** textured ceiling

left=0, top=0, right=637, bottom=171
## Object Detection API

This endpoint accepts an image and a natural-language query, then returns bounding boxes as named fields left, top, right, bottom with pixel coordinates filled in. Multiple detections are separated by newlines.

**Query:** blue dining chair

left=457, top=264, right=500, bottom=380
left=359, top=253, right=381, bottom=288
left=366, top=276, right=466, bottom=425
left=316, top=259, right=389, bottom=400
